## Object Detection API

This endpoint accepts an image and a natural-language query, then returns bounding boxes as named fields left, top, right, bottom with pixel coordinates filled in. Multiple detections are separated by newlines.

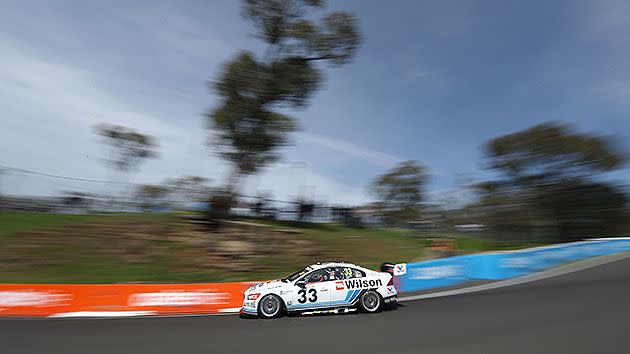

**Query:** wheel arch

left=359, top=289, right=384, bottom=313
left=257, top=293, right=287, bottom=319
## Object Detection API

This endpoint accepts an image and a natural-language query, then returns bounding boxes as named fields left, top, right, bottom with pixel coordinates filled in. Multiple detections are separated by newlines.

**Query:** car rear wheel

left=359, top=290, right=382, bottom=313
left=258, top=294, right=284, bottom=319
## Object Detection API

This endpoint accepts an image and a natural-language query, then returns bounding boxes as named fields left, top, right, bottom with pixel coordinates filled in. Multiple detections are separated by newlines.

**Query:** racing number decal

left=343, top=268, right=353, bottom=278
left=298, top=289, right=307, bottom=303
left=298, top=289, right=318, bottom=303
left=308, top=289, right=317, bottom=302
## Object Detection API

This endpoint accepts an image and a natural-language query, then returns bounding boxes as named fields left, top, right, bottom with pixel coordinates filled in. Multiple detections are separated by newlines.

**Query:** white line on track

left=218, top=307, right=242, bottom=313
left=46, top=311, right=240, bottom=319
left=48, top=311, right=157, bottom=318
left=398, top=251, right=630, bottom=302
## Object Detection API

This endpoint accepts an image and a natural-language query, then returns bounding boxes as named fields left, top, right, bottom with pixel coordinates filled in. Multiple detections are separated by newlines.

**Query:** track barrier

left=395, top=238, right=630, bottom=292
left=1, top=238, right=629, bottom=317
left=0, top=282, right=252, bottom=317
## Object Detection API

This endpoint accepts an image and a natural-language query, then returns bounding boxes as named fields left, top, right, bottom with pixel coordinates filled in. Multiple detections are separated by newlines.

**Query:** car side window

left=303, top=269, right=330, bottom=283
left=352, top=268, right=366, bottom=278
left=326, top=267, right=345, bottom=280
left=332, top=267, right=365, bottom=279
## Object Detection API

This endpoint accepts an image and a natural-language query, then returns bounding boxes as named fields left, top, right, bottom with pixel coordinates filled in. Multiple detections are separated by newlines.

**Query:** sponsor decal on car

left=335, top=281, right=344, bottom=290
left=394, top=263, right=407, bottom=276
left=343, top=278, right=382, bottom=289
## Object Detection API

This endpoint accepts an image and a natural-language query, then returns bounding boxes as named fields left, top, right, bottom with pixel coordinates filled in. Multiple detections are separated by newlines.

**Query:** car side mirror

left=295, top=280, right=306, bottom=288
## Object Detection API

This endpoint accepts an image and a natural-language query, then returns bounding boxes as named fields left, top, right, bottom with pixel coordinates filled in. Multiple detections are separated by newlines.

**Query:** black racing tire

left=359, top=290, right=382, bottom=313
left=257, top=294, right=284, bottom=319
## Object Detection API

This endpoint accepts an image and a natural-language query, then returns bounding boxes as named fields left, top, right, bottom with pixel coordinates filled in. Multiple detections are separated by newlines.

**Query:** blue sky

left=1, top=0, right=629, bottom=205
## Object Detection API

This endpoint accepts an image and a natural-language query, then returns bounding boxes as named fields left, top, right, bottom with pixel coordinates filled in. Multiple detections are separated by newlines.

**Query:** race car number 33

left=297, top=289, right=317, bottom=303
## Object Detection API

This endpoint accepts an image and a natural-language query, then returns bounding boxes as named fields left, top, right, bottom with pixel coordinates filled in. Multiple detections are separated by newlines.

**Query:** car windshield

left=282, top=266, right=313, bottom=282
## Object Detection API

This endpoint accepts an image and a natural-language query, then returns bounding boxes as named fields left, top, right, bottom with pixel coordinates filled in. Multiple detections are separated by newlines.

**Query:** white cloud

left=406, top=71, right=434, bottom=81
left=297, top=132, right=402, bottom=168
left=0, top=35, right=209, bottom=194
left=0, top=16, right=377, bottom=204
left=572, top=0, right=630, bottom=40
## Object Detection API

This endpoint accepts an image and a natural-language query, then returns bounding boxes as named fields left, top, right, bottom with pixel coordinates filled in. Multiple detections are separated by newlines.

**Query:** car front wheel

left=257, top=294, right=284, bottom=319
left=359, top=291, right=382, bottom=313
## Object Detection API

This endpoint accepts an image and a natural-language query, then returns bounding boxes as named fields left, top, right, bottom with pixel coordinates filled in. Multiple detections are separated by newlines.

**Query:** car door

left=329, top=267, right=366, bottom=306
left=291, top=268, right=332, bottom=309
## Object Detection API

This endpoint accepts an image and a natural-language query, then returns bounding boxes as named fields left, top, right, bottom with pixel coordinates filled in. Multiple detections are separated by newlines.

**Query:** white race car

left=240, top=261, right=397, bottom=318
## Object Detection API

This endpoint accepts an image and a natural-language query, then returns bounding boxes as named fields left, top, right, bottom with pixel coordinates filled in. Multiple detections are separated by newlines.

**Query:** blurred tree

left=253, top=193, right=275, bottom=218
left=94, top=123, right=158, bottom=209
left=481, top=122, right=628, bottom=241
left=94, top=124, right=158, bottom=174
left=332, top=206, right=362, bottom=228
left=135, top=184, right=170, bottom=211
left=487, top=122, right=624, bottom=185
left=0, top=167, right=6, bottom=210
left=370, top=161, right=428, bottom=225
left=296, top=198, right=315, bottom=221
left=536, top=181, right=627, bottom=240
left=254, top=197, right=265, bottom=216
left=472, top=181, right=544, bottom=241
left=207, top=190, right=234, bottom=226
left=165, top=175, right=212, bottom=203
left=207, top=0, right=361, bottom=193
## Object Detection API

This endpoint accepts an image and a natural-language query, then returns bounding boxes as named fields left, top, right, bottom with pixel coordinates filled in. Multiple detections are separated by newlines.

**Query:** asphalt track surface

left=2, top=258, right=629, bottom=354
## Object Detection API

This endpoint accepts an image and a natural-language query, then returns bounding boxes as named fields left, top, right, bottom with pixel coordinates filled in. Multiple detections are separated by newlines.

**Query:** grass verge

left=0, top=212, right=537, bottom=283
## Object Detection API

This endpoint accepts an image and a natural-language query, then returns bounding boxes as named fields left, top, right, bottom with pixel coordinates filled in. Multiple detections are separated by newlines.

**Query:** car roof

left=307, top=261, right=370, bottom=271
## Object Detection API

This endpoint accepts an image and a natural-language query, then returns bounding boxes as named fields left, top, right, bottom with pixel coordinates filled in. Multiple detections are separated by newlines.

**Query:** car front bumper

left=240, top=307, right=257, bottom=315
